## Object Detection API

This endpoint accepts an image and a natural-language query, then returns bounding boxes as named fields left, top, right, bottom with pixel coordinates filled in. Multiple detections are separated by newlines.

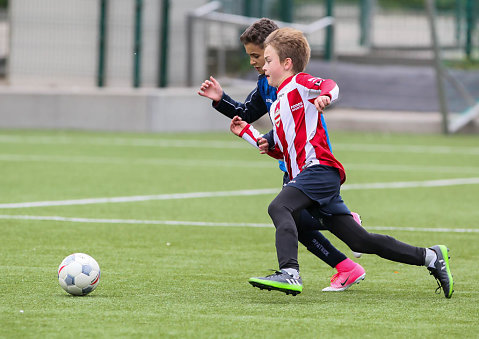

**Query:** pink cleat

left=322, top=262, right=366, bottom=292
left=351, top=212, right=363, bottom=258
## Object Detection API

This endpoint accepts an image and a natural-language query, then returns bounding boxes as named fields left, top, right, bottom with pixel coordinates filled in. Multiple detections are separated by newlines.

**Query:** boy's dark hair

left=240, top=18, right=279, bottom=48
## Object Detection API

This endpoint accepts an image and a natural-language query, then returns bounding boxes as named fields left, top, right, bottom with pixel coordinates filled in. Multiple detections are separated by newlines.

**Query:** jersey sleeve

left=262, top=129, right=275, bottom=148
left=213, top=88, right=268, bottom=123
left=315, top=78, right=339, bottom=102
left=296, top=73, right=339, bottom=103
left=237, top=125, right=283, bottom=160
left=267, top=146, right=284, bottom=160
left=238, top=124, right=262, bottom=148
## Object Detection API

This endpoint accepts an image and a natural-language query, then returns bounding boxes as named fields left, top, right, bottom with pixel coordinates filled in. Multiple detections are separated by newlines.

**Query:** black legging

left=268, top=186, right=425, bottom=270
left=280, top=172, right=347, bottom=268
left=297, top=210, right=347, bottom=268
left=324, top=214, right=425, bottom=266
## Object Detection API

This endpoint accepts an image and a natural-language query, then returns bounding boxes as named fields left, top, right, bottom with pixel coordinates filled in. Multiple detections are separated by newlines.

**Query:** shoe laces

left=428, top=268, right=441, bottom=292
left=265, top=269, right=285, bottom=278
left=330, top=272, right=340, bottom=283
left=429, top=269, right=454, bottom=296
left=433, top=277, right=442, bottom=295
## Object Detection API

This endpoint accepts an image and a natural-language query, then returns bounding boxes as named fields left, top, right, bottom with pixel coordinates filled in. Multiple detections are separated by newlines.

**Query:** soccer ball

left=58, top=253, right=101, bottom=296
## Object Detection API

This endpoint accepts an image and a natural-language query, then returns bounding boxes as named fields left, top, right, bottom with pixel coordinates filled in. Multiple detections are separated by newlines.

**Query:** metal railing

left=186, top=1, right=334, bottom=86
left=426, top=0, right=479, bottom=134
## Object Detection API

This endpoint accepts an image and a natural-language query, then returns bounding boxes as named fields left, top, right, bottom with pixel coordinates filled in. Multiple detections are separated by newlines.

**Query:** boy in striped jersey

left=199, top=18, right=365, bottom=292
left=231, top=27, right=453, bottom=298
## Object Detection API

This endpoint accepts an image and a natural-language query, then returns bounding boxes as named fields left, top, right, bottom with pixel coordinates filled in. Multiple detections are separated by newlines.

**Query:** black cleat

left=249, top=270, right=302, bottom=295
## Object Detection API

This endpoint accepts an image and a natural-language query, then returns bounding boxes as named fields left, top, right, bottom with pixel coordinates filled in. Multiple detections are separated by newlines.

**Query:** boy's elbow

left=330, top=84, right=339, bottom=102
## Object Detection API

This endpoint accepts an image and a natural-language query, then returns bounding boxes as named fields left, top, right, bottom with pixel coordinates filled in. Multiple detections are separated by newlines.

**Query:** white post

left=425, top=0, right=449, bottom=134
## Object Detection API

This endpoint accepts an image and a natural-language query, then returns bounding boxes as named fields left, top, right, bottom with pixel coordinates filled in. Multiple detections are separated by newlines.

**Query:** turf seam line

left=0, top=153, right=478, bottom=174
left=1, top=135, right=479, bottom=155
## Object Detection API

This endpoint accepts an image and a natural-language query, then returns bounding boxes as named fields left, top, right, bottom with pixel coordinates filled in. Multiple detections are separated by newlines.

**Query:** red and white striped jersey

left=239, top=72, right=346, bottom=183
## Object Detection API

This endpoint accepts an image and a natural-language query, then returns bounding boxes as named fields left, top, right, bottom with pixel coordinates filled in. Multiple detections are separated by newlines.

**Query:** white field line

left=0, top=188, right=279, bottom=209
left=333, top=143, right=479, bottom=156
left=1, top=134, right=479, bottom=155
left=0, top=153, right=478, bottom=174
left=0, top=154, right=274, bottom=169
left=0, top=214, right=477, bottom=233
left=0, top=135, right=247, bottom=149
left=341, top=177, right=479, bottom=190
left=345, top=163, right=479, bottom=174
left=1, top=177, right=479, bottom=209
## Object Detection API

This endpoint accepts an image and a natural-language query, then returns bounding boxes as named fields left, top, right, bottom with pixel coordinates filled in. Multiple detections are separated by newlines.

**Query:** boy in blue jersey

left=198, top=18, right=365, bottom=292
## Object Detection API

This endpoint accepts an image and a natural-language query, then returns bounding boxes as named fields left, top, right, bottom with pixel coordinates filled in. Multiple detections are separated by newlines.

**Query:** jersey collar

left=277, top=74, right=295, bottom=93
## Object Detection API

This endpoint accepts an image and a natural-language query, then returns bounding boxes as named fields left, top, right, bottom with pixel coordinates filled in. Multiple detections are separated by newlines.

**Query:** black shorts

left=284, top=164, right=350, bottom=217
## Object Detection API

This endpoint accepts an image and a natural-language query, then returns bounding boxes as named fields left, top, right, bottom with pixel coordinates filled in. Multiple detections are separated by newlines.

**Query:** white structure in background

left=7, top=0, right=206, bottom=87
left=1, top=0, right=240, bottom=133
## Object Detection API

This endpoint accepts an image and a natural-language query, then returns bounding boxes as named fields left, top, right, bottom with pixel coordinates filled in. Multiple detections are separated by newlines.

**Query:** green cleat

left=249, top=270, right=303, bottom=296
left=428, top=245, right=454, bottom=299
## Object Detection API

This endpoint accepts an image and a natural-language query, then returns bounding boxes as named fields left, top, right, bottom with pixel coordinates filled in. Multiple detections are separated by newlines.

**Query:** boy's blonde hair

left=264, top=28, right=310, bottom=74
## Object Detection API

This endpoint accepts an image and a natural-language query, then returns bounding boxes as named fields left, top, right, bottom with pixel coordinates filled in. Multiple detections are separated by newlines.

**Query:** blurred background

left=0, top=0, right=478, bottom=133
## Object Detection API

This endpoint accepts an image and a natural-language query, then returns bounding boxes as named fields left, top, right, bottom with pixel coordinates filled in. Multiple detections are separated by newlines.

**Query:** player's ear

left=283, top=57, right=293, bottom=71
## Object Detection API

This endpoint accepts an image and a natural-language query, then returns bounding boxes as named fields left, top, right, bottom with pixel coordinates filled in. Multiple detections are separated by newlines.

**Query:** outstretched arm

left=230, top=116, right=262, bottom=148
left=230, top=116, right=283, bottom=159
left=296, top=74, right=339, bottom=113
left=197, top=76, right=223, bottom=102
left=198, top=76, right=268, bottom=123
left=230, top=116, right=249, bottom=136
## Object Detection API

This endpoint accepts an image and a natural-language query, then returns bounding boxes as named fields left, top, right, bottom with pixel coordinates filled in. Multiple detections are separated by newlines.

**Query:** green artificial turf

left=0, top=129, right=478, bottom=338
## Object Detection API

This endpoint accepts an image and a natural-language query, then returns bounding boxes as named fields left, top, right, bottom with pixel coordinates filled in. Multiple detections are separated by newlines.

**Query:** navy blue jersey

left=213, top=75, right=275, bottom=123
left=257, top=74, right=276, bottom=112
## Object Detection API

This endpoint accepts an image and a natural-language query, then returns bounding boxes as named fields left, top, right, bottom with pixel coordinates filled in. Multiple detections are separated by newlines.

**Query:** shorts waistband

left=302, top=159, right=320, bottom=170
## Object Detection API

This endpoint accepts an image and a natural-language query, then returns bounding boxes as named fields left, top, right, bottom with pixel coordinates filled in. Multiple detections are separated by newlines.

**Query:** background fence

left=4, top=0, right=170, bottom=87
left=210, top=0, right=477, bottom=69
left=0, top=0, right=477, bottom=133
left=0, top=0, right=477, bottom=85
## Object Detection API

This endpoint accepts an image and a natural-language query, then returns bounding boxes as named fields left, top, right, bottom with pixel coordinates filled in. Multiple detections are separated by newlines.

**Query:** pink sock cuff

left=336, top=258, right=356, bottom=272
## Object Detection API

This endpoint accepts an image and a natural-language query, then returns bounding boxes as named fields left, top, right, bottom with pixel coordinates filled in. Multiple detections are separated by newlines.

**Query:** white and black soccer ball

left=58, top=253, right=101, bottom=296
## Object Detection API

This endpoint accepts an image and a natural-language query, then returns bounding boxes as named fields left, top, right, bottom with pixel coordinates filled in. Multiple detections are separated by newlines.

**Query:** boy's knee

left=268, top=200, right=283, bottom=218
